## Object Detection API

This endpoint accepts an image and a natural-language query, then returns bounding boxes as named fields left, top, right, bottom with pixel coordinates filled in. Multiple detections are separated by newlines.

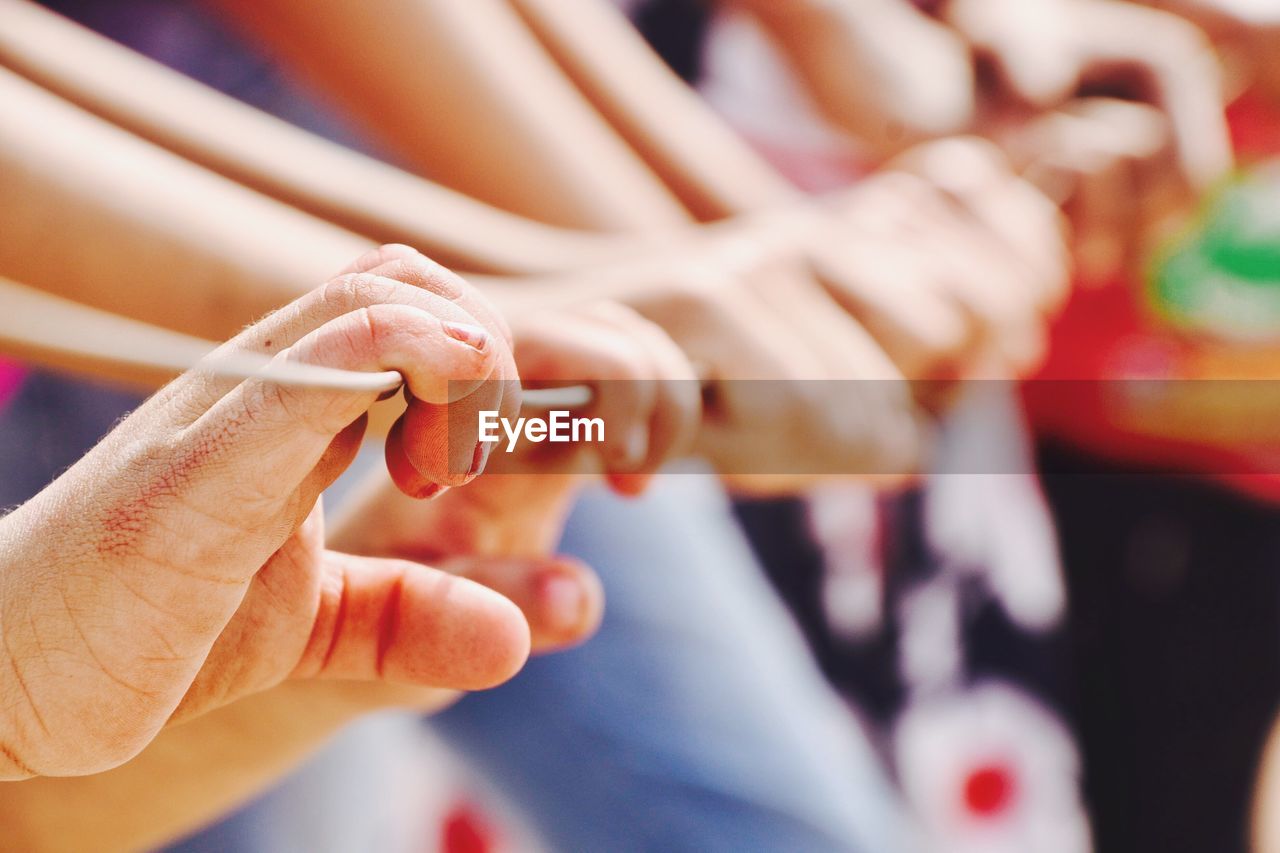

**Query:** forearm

left=213, top=0, right=689, bottom=232
left=0, top=67, right=367, bottom=341
left=508, top=0, right=802, bottom=219
left=0, top=0, right=656, bottom=274
left=0, top=683, right=427, bottom=853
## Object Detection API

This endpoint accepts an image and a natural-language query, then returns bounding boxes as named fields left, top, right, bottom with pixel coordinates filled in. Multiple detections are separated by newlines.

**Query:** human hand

left=1141, top=0, right=1280, bottom=98
left=331, top=299, right=700, bottom=578
left=808, top=138, right=1071, bottom=380
left=611, top=247, right=923, bottom=493
left=999, top=97, right=1196, bottom=282
left=945, top=0, right=1233, bottom=193
left=0, top=245, right=537, bottom=778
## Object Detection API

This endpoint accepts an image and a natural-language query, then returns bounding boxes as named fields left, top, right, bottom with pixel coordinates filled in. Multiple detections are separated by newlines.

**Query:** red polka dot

left=441, top=802, right=496, bottom=853
left=962, top=762, right=1017, bottom=818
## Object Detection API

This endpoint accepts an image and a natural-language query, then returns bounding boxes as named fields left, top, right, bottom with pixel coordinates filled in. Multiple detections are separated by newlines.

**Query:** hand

left=614, top=249, right=923, bottom=493
left=332, top=299, right=701, bottom=572
left=999, top=97, right=1196, bottom=282
left=945, top=0, right=1233, bottom=193
left=809, top=138, right=1071, bottom=380
left=1141, top=0, right=1280, bottom=99
left=0, top=245, right=537, bottom=779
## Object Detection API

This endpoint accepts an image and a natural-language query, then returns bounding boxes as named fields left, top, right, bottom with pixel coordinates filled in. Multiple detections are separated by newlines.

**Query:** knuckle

left=387, top=254, right=468, bottom=300
left=662, top=278, right=727, bottom=324
left=1151, top=14, right=1212, bottom=58
left=317, top=273, right=400, bottom=316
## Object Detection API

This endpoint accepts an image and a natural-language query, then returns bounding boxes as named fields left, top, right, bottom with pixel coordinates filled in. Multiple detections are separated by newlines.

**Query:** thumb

left=292, top=551, right=602, bottom=690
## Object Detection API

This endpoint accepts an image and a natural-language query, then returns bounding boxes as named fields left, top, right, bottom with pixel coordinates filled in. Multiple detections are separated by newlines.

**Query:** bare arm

left=0, top=65, right=368, bottom=340
left=212, top=0, right=689, bottom=231
left=0, top=683, right=427, bottom=853
left=0, top=0, right=651, bottom=274
left=507, top=0, right=802, bottom=219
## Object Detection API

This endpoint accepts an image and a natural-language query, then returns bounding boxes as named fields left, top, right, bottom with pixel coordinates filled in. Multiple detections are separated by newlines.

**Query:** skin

left=316, top=0, right=1060, bottom=490
left=212, top=0, right=690, bottom=232
left=944, top=0, right=1232, bottom=186
left=0, top=64, right=919, bottom=487
left=730, top=0, right=1231, bottom=281
left=724, top=0, right=978, bottom=157
left=0, top=0, right=1070, bottom=843
left=0, top=246, right=527, bottom=779
left=1143, top=0, right=1280, bottom=100
left=507, top=0, right=803, bottom=219
left=0, top=65, right=366, bottom=341
left=0, top=249, right=702, bottom=850
left=0, top=0, right=651, bottom=275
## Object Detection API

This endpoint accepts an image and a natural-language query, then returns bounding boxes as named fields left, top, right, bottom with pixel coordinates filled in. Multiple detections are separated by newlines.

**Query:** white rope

left=0, top=277, right=592, bottom=407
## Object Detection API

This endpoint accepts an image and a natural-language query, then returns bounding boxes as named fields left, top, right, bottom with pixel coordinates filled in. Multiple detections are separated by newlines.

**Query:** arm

left=0, top=682, right=434, bottom=853
left=0, top=0, right=653, bottom=274
left=211, top=0, right=690, bottom=231
left=722, top=0, right=977, bottom=158
left=0, top=65, right=367, bottom=341
left=507, top=0, right=803, bottom=219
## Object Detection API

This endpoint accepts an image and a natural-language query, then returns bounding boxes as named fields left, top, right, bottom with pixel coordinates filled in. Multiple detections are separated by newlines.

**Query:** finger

left=580, top=305, right=701, bottom=493
left=816, top=246, right=973, bottom=379
left=336, top=243, right=422, bottom=276
left=162, top=271, right=497, bottom=422
left=948, top=0, right=1079, bottom=104
left=894, top=139, right=1070, bottom=307
left=894, top=168, right=1058, bottom=374
left=890, top=182, right=1027, bottom=356
left=363, top=252, right=514, bottom=350
left=436, top=554, right=604, bottom=652
left=838, top=172, right=1001, bottom=371
left=516, top=312, right=659, bottom=473
left=178, top=299, right=497, bottom=529
left=819, top=179, right=974, bottom=377
left=746, top=270, right=924, bottom=479
left=361, top=250, right=522, bottom=488
left=1068, top=153, right=1136, bottom=285
left=1076, top=1, right=1233, bottom=191
left=293, top=550, right=531, bottom=691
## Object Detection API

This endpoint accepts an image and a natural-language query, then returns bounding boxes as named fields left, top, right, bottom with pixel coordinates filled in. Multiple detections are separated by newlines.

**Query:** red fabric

left=440, top=802, right=497, bottom=853
left=1024, top=90, right=1280, bottom=501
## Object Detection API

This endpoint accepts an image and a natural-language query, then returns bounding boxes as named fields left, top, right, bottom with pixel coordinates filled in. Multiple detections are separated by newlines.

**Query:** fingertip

left=338, top=244, right=422, bottom=276
left=385, top=417, right=448, bottom=498
left=606, top=471, right=656, bottom=497
left=528, top=557, right=604, bottom=649
left=461, top=590, right=533, bottom=690
left=400, top=571, right=532, bottom=691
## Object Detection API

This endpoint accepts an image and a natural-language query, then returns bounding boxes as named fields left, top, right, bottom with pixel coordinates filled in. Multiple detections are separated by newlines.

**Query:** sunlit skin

left=0, top=244, right=701, bottom=785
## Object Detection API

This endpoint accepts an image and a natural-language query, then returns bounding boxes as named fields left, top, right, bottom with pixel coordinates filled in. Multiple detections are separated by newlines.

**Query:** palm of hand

left=171, top=503, right=329, bottom=724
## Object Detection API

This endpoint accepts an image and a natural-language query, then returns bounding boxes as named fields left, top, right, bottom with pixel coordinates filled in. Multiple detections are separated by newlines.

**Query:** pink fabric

left=0, top=359, right=26, bottom=411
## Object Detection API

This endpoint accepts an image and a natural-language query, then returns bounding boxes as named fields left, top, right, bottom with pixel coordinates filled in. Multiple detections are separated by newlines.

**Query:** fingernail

left=537, top=573, right=585, bottom=634
left=468, top=442, right=487, bottom=477
left=622, top=426, right=648, bottom=470
left=411, top=481, right=446, bottom=500
left=443, top=321, right=489, bottom=352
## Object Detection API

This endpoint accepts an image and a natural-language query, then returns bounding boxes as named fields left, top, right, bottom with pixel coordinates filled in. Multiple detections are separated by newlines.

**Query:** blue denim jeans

left=431, top=474, right=909, bottom=853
